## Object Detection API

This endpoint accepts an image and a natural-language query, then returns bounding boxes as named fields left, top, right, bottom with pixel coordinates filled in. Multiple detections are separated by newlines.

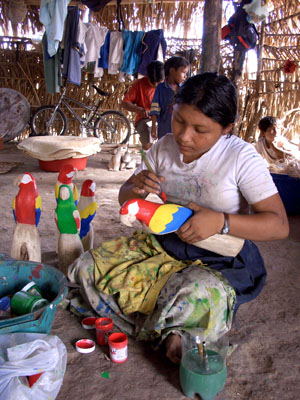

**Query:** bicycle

left=30, top=85, right=131, bottom=144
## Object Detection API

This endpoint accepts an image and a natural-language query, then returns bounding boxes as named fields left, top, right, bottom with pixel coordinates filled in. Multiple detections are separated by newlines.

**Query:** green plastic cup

left=11, top=291, right=49, bottom=316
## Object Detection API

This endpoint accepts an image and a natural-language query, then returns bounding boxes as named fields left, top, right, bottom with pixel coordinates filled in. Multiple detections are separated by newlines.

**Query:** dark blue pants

left=155, top=233, right=267, bottom=312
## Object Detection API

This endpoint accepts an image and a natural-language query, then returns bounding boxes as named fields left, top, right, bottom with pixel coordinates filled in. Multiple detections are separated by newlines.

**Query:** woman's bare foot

left=165, top=333, right=182, bottom=364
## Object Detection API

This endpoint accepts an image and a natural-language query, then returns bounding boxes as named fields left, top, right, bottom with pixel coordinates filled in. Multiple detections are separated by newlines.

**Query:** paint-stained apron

left=68, top=231, right=236, bottom=342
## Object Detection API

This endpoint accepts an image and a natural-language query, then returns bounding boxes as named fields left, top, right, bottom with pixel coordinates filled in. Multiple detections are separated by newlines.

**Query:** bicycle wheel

left=94, top=110, right=131, bottom=144
left=30, top=105, right=67, bottom=136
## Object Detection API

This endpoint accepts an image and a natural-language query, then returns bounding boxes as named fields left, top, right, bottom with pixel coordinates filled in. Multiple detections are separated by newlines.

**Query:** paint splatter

left=101, top=371, right=110, bottom=379
left=161, top=192, right=167, bottom=202
left=31, top=264, right=42, bottom=279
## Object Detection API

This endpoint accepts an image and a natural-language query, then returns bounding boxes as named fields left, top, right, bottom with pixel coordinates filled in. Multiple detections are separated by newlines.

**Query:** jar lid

left=81, top=317, right=97, bottom=329
left=0, top=296, right=10, bottom=311
left=75, top=339, right=96, bottom=353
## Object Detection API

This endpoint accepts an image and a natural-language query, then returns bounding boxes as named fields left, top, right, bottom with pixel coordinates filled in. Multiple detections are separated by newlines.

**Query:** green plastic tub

left=0, top=253, right=68, bottom=334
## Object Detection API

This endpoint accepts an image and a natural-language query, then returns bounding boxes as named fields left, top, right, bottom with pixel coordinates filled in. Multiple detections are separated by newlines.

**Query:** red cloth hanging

left=283, top=60, right=297, bottom=74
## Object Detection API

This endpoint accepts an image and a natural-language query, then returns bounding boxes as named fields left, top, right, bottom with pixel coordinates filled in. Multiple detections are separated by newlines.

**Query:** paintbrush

left=202, top=341, right=209, bottom=371
left=139, top=149, right=167, bottom=202
left=195, top=336, right=203, bottom=360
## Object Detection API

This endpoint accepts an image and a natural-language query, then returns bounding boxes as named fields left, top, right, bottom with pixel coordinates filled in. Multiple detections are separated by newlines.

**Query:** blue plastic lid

left=0, top=296, right=11, bottom=311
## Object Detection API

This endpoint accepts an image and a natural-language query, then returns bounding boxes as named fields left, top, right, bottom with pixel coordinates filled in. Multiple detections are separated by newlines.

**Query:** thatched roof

left=0, top=0, right=299, bottom=140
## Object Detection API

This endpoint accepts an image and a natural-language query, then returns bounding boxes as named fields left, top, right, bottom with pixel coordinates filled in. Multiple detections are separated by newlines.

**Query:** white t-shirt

left=135, top=133, right=278, bottom=214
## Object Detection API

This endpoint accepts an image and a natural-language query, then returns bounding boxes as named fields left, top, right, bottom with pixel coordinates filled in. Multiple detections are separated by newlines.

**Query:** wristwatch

left=220, top=213, right=230, bottom=235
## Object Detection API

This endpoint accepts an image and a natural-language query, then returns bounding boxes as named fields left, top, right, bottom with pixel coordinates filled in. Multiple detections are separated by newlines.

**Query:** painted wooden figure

left=77, top=179, right=98, bottom=251
left=55, top=184, right=83, bottom=275
left=55, top=164, right=78, bottom=253
left=108, top=145, right=127, bottom=171
left=119, top=198, right=245, bottom=257
left=11, top=173, right=42, bottom=262
left=55, top=164, right=78, bottom=205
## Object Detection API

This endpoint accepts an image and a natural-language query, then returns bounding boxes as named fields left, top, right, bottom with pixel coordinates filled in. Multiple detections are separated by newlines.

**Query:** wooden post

left=243, top=20, right=266, bottom=142
left=200, top=0, right=222, bottom=73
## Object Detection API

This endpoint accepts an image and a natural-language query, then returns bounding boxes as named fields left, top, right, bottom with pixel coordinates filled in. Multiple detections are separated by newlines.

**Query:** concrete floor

left=0, top=143, right=299, bottom=400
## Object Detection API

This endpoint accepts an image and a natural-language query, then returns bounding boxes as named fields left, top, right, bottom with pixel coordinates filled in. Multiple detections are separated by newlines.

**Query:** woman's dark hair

left=147, top=61, right=165, bottom=85
left=258, top=116, right=277, bottom=132
left=174, top=72, right=237, bottom=129
left=164, top=56, right=189, bottom=77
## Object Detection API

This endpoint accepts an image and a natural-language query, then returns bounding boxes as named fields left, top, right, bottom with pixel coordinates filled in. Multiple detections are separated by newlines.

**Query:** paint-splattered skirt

left=68, top=231, right=236, bottom=343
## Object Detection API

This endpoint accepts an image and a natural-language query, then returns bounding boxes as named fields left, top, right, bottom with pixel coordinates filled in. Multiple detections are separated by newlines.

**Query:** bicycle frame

left=48, top=87, right=102, bottom=128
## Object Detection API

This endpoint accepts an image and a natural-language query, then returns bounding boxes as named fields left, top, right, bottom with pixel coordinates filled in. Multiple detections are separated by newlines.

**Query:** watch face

left=222, top=225, right=230, bottom=234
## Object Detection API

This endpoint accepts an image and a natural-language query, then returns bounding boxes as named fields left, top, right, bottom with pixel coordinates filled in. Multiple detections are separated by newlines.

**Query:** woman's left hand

left=177, top=202, right=224, bottom=243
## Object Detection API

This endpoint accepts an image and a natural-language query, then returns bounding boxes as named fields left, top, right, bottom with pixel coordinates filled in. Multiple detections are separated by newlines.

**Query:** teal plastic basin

left=0, top=253, right=68, bottom=334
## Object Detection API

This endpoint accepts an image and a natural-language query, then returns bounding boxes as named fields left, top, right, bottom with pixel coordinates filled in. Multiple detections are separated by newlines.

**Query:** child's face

left=172, top=104, right=230, bottom=161
left=263, top=124, right=278, bottom=146
left=170, top=66, right=189, bottom=85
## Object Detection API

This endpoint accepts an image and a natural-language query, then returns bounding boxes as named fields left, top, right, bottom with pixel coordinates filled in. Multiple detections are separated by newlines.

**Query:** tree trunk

left=200, top=0, right=222, bottom=73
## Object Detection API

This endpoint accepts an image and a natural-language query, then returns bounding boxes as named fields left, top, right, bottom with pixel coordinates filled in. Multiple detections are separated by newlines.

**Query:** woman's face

left=172, top=103, right=231, bottom=162
left=263, top=124, right=278, bottom=146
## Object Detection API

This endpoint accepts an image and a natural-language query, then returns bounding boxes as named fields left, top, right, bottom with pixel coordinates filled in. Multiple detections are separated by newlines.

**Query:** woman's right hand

left=131, top=170, right=164, bottom=196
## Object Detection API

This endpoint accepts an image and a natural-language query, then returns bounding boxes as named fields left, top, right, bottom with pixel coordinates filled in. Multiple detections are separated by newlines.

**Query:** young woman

left=69, top=73, right=288, bottom=365
left=255, top=116, right=300, bottom=165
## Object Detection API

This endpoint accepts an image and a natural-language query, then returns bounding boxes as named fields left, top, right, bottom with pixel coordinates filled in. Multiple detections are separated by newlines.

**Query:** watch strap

left=220, top=213, right=230, bottom=235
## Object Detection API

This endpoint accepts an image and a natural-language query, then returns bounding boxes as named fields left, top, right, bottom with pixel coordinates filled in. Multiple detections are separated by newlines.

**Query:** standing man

left=121, top=61, right=165, bottom=150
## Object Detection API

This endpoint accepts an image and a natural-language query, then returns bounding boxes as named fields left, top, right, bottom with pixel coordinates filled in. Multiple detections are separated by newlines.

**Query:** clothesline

left=41, top=5, right=167, bottom=93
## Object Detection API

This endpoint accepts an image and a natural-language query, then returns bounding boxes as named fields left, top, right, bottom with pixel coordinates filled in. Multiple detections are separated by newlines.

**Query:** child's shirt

left=150, top=80, right=175, bottom=139
left=135, top=133, right=278, bottom=214
left=123, top=77, right=156, bottom=126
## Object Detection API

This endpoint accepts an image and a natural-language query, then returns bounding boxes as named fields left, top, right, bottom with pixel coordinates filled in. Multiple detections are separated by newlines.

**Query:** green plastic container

left=11, top=291, right=49, bottom=316
left=180, top=348, right=227, bottom=400
left=0, top=253, right=68, bottom=334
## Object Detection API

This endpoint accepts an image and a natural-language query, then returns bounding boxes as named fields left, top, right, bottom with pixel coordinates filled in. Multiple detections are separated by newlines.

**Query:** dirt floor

left=0, top=142, right=300, bottom=400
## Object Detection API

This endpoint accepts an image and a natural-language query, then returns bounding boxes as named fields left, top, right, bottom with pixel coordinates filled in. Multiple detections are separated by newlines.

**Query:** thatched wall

left=239, top=0, right=300, bottom=143
left=0, top=0, right=299, bottom=143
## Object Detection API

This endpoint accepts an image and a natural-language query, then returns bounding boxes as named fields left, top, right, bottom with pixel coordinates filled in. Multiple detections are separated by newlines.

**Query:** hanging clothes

left=40, top=0, right=71, bottom=57
left=75, top=18, right=89, bottom=65
left=95, top=30, right=111, bottom=78
left=137, top=29, right=167, bottom=76
left=62, top=6, right=82, bottom=86
left=108, top=31, right=124, bottom=75
left=42, top=32, right=62, bottom=94
left=84, top=24, right=108, bottom=67
left=120, top=30, right=145, bottom=75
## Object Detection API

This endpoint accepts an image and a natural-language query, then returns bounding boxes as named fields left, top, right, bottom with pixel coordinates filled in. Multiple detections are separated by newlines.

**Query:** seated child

left=255, top=116, right=300, bottom=165
left=121, top=61, right=164, bottom=150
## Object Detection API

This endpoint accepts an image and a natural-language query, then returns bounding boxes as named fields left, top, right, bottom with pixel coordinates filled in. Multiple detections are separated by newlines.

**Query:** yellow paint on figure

left=148, top=204, right=183, bottom=234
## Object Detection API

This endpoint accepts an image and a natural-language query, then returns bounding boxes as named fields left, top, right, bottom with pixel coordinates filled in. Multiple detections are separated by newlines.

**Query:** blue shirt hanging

left=121, top=30, right=145, bottom=75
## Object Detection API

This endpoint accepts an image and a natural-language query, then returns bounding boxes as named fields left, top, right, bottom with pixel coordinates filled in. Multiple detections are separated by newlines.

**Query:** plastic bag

left=0, top=333, right=67, bottom=400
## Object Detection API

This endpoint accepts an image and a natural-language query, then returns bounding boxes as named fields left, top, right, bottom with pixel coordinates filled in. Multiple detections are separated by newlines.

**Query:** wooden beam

left=24, top=0, right=203, bottom=5
left=24, top=0, right=82, bottom=5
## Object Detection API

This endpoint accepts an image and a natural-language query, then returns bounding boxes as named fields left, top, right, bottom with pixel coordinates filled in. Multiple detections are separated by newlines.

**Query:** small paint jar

left=108, top=332, right=128, bottom=363
left=21, top=281, right=42, bottom=297
left=95, top=317, right=113, bottom=345
left=11, top=291, right=48, bottom=316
